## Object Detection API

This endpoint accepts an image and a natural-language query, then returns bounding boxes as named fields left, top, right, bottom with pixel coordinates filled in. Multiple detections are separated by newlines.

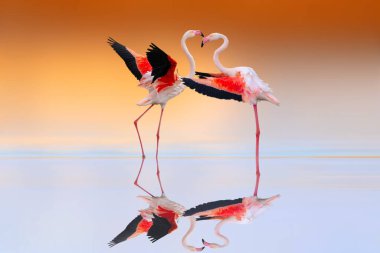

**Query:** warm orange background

left=1, top=0, right=379, bottom=155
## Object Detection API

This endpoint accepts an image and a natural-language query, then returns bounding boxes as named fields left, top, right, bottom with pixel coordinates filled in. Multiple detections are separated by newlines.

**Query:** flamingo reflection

left=182, top=174, right=279, bottom=250
left=108, top=159, right=187, bottom=247
left=108, top=194, right=186, bottom=247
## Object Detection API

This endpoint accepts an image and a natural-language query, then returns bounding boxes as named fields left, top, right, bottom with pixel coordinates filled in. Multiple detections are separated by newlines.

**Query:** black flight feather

left=146, top=214, right=172, bottom=243
left=196, top=216, right=216, bottom=221
left=108, top=37, right=142, bottom=80
left=195, top=71, right=217, bottom=79
left=108, top=215, right=143, bottom=247
left=146, top=43, right=174, bottom=83
left=183, top=198, right=243, bottom=217
left=182, top=78, right=243, bottom=102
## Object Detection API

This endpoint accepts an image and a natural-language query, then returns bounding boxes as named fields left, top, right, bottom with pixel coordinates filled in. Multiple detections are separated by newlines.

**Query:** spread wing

left=195, top=71, right=227, bottom=79
left=183, top=198, right=243, bottom=217
left=108, top=37, right=151, bottom=80
left=108, top=215, right=144, bottom=247
left=146, top=213, right=172, bottom=243
left=182, top=77, right=243, bottom=102
left=146, top=43, right=177, bottom=83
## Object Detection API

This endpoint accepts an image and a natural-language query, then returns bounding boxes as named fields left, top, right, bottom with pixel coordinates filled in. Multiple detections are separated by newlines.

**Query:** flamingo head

left=201, top=33, right=224, bottom=47
left=202, top=238, right=226, bottom=249
left=185, top=30, right=204, bottom=39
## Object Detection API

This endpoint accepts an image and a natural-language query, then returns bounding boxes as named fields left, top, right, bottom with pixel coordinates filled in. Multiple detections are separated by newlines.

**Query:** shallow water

left=0, top=157, right=379, bottom=253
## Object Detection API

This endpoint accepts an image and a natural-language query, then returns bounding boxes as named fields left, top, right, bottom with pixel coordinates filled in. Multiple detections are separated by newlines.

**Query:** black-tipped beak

left=201, top=41, right=204, bottom=48
left=200, top=32, right=204, bottom=37
left=202, top=238, right=205, bottom=244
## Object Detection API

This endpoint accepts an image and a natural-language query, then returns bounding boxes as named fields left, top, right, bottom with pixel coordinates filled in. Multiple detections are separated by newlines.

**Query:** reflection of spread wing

left=108, top=37, right=152, bottom=81
left=108, top=215, right=143, bottom=247
left=182, top=77, right=243, bottom=102
left=183, top=198, right=243, bottom=217
left=146, top=214, right=172, bottom=243
left=146, top=43, right=177, bottom=84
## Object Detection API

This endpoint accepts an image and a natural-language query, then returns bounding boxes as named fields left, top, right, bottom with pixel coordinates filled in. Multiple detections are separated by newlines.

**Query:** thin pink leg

left=155, top=107, right=165, bottom=195
left=134, top=105, right=154, bottom=158
left=134, top=157, right=154, bottom=196
left=253, top=104, right=261, bottom=197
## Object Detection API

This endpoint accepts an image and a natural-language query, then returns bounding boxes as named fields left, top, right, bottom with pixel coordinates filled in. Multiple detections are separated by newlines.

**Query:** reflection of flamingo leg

left=253, top=104, right=261, bottom=197
left=155, top=107, right=165, bottom=194
left=202, top=218, right=231, bottom=249
left=134, top=105, right=154, bottom=159
left=134, top=158, right=153, bottom=197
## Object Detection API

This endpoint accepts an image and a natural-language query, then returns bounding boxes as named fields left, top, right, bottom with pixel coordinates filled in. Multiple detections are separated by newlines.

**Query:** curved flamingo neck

left=213, top=34, right=234, bottom=75
left=181, top=35, right=195, bottom=78
left=213, top=219, right=230, bottom=247
left=181, top=217, right=204, bottom=251
left=202, top=218, right=230, bottom=249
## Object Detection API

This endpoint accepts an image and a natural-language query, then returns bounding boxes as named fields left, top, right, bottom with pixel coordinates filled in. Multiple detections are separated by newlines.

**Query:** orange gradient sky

left=1, top=0, right=379, bottom=155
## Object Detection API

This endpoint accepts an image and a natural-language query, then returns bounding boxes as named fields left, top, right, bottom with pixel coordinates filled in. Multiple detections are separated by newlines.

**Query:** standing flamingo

left=182, top=32, right=279, bottom=197
left=181, top=194, right=279, bottom=250
left=108, top=194, right=186, bottom=247
left=108, top=30, right=203, bottom=195
left=181, top=170, right=279, bottom=251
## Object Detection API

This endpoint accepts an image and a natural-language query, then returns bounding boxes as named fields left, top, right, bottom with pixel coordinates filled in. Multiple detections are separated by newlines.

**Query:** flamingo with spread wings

left=108, top=158, right=205, bottom=251
left=108, top=194, right=186, bottom=247
left=182, top=32, right=279, bottom=196
left=108, top=30, right=203, bottom=195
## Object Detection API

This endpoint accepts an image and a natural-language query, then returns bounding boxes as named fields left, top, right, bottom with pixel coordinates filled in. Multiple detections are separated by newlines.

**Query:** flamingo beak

left=200, top=32, right=204, bottom=37
left=202, top=238, right=220, bottom=249
left=201, top=36, right=210, bottom=47
left=201, top=37, right=208, bottom=48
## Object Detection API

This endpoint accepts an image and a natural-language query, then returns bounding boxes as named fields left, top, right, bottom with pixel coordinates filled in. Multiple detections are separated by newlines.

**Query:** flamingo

left=108, top=160, right=203, bottom=251
left=182, top=32, right=280, bottom=197
left=108, top=30, right=203, bottom=195
left=181, top=194, right=280, bottom=250
left=181, top=172, right=279, bottom=251
left=108, top=194, right=186, bottom=247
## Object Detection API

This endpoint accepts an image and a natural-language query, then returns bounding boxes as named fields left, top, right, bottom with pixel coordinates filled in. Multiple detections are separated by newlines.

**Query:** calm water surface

left=0, top=157, right=379, bottom=253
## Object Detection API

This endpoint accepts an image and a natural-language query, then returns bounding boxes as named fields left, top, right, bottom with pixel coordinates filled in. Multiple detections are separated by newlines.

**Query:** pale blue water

left=0, top=157, right=379, bottom=253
